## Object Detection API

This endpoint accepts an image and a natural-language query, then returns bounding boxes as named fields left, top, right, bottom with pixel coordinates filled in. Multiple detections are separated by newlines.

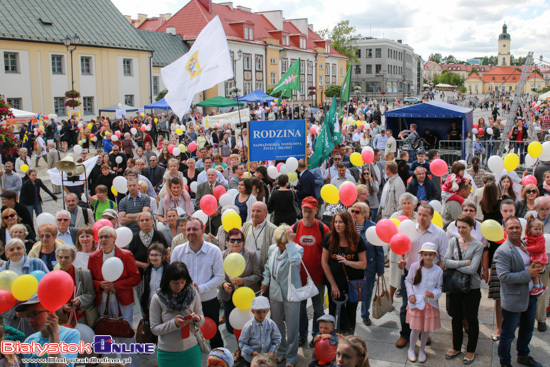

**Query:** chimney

left=219, top=2, right=233, bottom=9
left=308, top=24, right=314, bottom=31
left=197, top=0, right=213, bottom=13
left=137, top=13, right=147, bottom=22
left=123, top=15, right=132, bottom=24
left=166, top=27, right=176, bottom=35
left=162, top=13, right=172, bottom=21
left=236, top=6, right=251, bottom=12
left=397, top=40, right=402, bottom=43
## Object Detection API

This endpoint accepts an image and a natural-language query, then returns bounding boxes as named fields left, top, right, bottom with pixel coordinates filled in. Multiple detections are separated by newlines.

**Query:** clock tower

left=498, top=23, right=511, bottom=66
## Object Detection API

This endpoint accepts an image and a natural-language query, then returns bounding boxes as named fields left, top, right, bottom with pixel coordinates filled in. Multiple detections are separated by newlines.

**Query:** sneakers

left=408, top=349, right=416, bottom=362
left=517, top=355, right=542, bottom=367
left=529, top=285, right=547, bottom=297
left=418, top=350, right=427, bottom=363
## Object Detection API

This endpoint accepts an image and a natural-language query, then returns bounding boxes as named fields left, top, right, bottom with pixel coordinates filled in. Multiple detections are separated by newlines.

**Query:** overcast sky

left=113, top=0, right=550, bottom=63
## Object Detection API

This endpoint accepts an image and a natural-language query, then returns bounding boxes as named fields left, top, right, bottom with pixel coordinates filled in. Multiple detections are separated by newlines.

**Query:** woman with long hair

left=74, top=227, right=97, bottom=268
left=234, top=178, right=257, bottom=223
left=321, top=211, right=367, bottom=334
left=268, top=174, right=297, bottom=226
left=499, top=175, right=517, bottom=202
left=515, top=184, right=539, bottom=218
left=158, top=147, right=171, bottom=169
left=359, top=166, right=380, bottom=220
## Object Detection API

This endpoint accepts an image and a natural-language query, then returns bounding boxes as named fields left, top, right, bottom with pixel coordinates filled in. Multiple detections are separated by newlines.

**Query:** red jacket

left=88, top=247, right=141, bottom=307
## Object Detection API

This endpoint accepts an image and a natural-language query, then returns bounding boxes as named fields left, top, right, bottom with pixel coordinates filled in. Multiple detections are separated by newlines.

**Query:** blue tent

left=235, top=90, right=276, bottom=102
left=385, top=100, right=473, bottom=158
left=144, top=98, right=171, bottom=110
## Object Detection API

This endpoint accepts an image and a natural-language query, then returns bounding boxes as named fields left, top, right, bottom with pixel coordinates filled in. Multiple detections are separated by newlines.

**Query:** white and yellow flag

left=161, top=16, right=233, bottom=119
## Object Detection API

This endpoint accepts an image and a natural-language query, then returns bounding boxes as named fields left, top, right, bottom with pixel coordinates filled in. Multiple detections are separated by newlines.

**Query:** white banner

left=202, top=108, right=250, bottom=127
left=47, top=156, right=98, bottom=187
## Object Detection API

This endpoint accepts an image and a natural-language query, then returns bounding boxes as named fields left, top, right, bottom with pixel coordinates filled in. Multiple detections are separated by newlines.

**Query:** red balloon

left=201, top=317, right=217, bottom=340
left=495, top=231, right=507, bottom=244
left=63, top=323, right=74, bottom=328
left=44, top=116, right=49, bottom=119
left=115, top=131, right=121, bottom=138
left=168, top=144, right=175, bottom=154
left=397, top=215, right=408, bottom=221
left=430, top=159, right=448, bottom=177
left=234, top=329, right=241, bottom=340
left=314, top=338, right=337, bottom=364
left=140, top=125, right=146, bottom=132
left=92, top=219, right=113, bottom=241
left=0, top=290, right=16, bottom=313
left=213, top=185, right=227, bottom=200
left=522, top=175, right=537, bottom=186
left=200, top=194, right=218, bottom=216
left=478, top=128, right=484, bottom=136
left=473, top=123, right=478, bottom=129
left=362, top=150, right=374, bottom=165
left=188, top=142, right=197, bottom=152
left=390, top=233, right=411, bottom=255
left=376, top=219, right=398, bottom=243
left=89, top=134, right=95, bottom=139
left=37, top=270, right=74, bottom=312
left=339, top=183, right=357, bottom=207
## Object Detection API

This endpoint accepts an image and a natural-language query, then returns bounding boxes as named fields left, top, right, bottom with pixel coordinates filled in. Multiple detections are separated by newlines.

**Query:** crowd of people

left=0, top=97, right=548, bottom=367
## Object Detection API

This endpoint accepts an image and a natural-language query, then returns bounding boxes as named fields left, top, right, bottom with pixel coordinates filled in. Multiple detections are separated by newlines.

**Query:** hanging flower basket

left=0, top=96, right=14, bottom=121
left=65, top=99, right=81, bottom=108
left=65, top=90, right=81, bottom=99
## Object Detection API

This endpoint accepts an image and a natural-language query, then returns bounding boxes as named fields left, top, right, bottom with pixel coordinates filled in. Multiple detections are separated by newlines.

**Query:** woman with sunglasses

left=219, top=229, right=260, bottom=335
left=0, top=208, right=34, bottom=249
left=515, top=184, right=539, bottom=218
left=359, top=167, right=380, bottom=221
left=27, top=223, right=63, bottom=271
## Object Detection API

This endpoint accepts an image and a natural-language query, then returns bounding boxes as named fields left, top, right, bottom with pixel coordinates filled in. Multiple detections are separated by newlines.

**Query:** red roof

left=481, top=66, right=522, bottom=83
left=441, top=64, right=494, bottom=73
left=137, top=17, right=167, bottom=31
left=466, top=73, right=482, bottom=80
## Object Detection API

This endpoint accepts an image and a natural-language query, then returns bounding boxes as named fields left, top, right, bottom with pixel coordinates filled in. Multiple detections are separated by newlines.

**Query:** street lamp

left=63, top=34, right=80, bottom=90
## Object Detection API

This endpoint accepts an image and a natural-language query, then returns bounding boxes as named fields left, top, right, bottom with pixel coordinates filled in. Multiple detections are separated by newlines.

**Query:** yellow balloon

left=54, top=263, right=60, bottom=270
left=242, top=172, right=252, bottom=178
left=325, top=292, right=329, bottom=307
left=503, top=153, right=520, bottom=172
left=232, top=287, right=255, bottom=310
left=0, top=270, right=18, bottom=291
left=288, top=172, right=298, bottom=182
left=178, top=144, right=186, bottom=152
left=390, top=218, right=401, bottom=227
left=528, top=141, right=542, bottom=158
left=111, top=186, right=118, bottom=196
left=223, top=252, right=246, bottom=278
left=154, top=118, right=158, bottom=123
left=350, top=152, right=364, bottom=167
left=432, top=211, right=443, bottom=228
left=88, top=123, right=93, bottom=129
left=222, top=212, right=242, bottom=232
left=20, top=164, right=29, bottom=172
left=321, top=184, right=339, bottom=204
left=176, top=128, right=183, bottom=135
left=355, top=121, right=361, bottom=127
left=11, top=275, right=38, bottom=301
left=140, top=113, right=145, bottom=117
left=481, top=219, right=504, bottom=242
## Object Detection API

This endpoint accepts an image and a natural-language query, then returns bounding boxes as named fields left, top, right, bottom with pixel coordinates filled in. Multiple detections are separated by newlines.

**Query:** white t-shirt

left=515, top=246, right=533, bottom=291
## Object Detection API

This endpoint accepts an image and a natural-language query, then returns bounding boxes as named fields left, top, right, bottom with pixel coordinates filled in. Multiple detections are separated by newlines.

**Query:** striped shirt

left=118, top=192, right=150, bottom=233
left=405, top=223, right=448, bottom=271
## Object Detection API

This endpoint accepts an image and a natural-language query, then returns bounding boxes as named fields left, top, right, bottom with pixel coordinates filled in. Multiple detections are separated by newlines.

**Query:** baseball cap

left=416, top=148, right=426, bottom=155
left=251, top=296, right=270, bottom=310
left=317, top=314, right=336, bottom=324
left=208, top=348, right=234, bottom=367
left=418, top=242, right=438, bottom=254
left=102, top=209, right=118, bottom=220
left=301, top=197, right=318, bottom=209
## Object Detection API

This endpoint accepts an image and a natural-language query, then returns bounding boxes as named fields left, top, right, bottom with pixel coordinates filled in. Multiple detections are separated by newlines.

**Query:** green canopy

left=196, top=96, right=244, bottom=107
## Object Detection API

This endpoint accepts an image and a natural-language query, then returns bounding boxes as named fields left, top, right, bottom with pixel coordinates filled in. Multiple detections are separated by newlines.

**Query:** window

left=243, top=54, right=251, bottom=70
left=319, top=75, right=323, bottom=86
left=331, top=64, right=336, bottom=75
left=224, top=80, right=235, bottom=97
left=80, top=56, right=92, bottom=75
left=356, top=49, right=361, bottom=58
left=270, top=58, right=276, bottom=65
left=375, top=64, right=382, bottom=73
left=255, top=55, right=263, bottom=71
left=6, top=98, right=21, bottom=109
left=375, top=48, right=381, bottom=58
left=270, top=72, right=276, bottom=85
left=300, top=38, right=306, bottom=49
left=249, top=28, right=253, bottom=40
left=307, top=62, right=313, bottom=74
left=503, top=44, right=506, bottom=48
left=124, top=94, right=134, bottom=106
left=83, top=96, right=94, bottom=115
left=281, top=59, right=288, bottom=73
left=387, top=49, right=390, bottom=58
left=282, top=35, right=289, bottom=46
left=319, top=64, right=323, bottom=70
left=355, top=65, right=361, bottom=74
left=502, top=58, right=506, bottom=65
left=300, top=82, right=305, bottom=95
left=244, top=27, right=249, bottom=40
left=243, top=81, right=252, bottom=95
left=153, top=76, right=159, bottom=94
left=366, top=65, right=372, bottom=74
left=366, top=49, right=372, bottom=58
left=51, top=55, right=64, bottom=74
left=300, top=60, right=305, bottom=74
left=325, top=44, right=330, bottom=54
left=53, top=97, right=65, bottom=115
left=325, top=63, right=329, bottom=75
left=4, top=52, right=19, bottom=73
left=123, top=59, right=133, bottom=76
left=255, top=81, right=263, bottom=91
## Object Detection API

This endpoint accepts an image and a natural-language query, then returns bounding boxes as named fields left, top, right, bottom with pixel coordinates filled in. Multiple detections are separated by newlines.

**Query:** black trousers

left=202, top=297, right=224, bottom=348
left=327, top=283, right=358, bottom=335
left=447, top=289, right=482, bottom=353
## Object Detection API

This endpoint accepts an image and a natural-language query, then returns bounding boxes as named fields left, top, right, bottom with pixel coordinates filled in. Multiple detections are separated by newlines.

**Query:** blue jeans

left=299, top=284, right=325, bottom=339
left=360, top=271, right=378, bottom=320
left=514, top=142, right=525, bottom=164
left=370, top=209, right=379, bottom=223
left=399, top=270, right=411, bottom=339
left=498, top=295, right=537, bottom=366
left=25, top=203, right=42, bottom=219
left=408, top=150, right=416, bottom=163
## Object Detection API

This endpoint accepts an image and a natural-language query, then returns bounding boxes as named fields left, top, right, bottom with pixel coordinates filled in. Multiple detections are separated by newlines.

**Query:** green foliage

left=156, top=90, right=168, bottom=101
left=432, top=70, right=464, bottom=86
left=468, top=67, right=479, bottom=76
left=458, top=86, right=467, bottom=93
left=428, top=53, right=442, bottom=63
left=539, top=85, right=550, bottom=94
left=318, top=20, right=361, bottom=64
left=481, top=56, right=497, bottom=65
left=325, top=85, right=342, bottom=98
left=266, top=86, right=287, bottom=99
left=534, top=69, right=543, bottom=77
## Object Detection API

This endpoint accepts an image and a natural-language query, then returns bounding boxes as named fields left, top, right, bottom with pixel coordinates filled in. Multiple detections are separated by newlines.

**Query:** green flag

left=338, top=66, right=352, bottom=117
left=308, top=100, right=342, bottom=168
left=272, top=58, right=301, bottom=98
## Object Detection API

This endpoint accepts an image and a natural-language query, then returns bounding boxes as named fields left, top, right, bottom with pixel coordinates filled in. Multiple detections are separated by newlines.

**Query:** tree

left=428, top=53, right=442, bottom=63
left=468, top=67, right=479, bottom=76
left=155, top=90, right=168, bottom=101
left=432, top=70, right=464, bottom=86
left=481, top=56, right=497, bottom=65
left=442, top=55, right=460, bottom=64
left=325, top=85, right=341, bottom=98
left=318, top=20, right=361, bottom=64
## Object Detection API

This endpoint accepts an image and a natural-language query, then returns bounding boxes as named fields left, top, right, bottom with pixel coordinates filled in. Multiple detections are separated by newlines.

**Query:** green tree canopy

left=318, top=20, right=361, bottom=64
left=432, top=70, right=464, bottom=86
left=155, top=90, right=167, bottom=101
left=428, top=53, right=442, bottom=63
left=325, top=85, right=341, bottom=98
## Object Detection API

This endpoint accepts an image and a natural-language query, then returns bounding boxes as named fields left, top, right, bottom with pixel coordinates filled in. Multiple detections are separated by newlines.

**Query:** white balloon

left=74, top=324, right=95, bottom=344
left=219, top=193, right=234, bottom=207
left=286, top=157, right=298, bottom=172
left=398, top=219, right=416, bottom=238
left=182, top=177, right=188, bottom=186
left=365, top=226, right=386, bottom=246
left=229, top=307, right=253, bottom=330
left=190, top=181, right=198, bottom=193
left=267, top=166, right=279, bottom=180
left=77, top=122, right=83, bottom=128
left=102, top=257, right=124, bottom=282
left=92, top=137, right=97, bottom=142
left=227, top=189, right=238, bottom=197
left=280, top=164, right=289, bottom=175
left=112, top=176, right=128, bottom=194
left=115, top=227, right=133, bottom=248
left=429, top=200, right=443, bottom=213
left=519, top=218, right=527, bottom=238
left=544, top=234, right=550, bottom=253
left=488, top=156, right=504, bottom=174
left=472, top=128, right=478, bottom=135
left=57, top=124, right=62, bottom=131
left=525, top=154, right=538, bottom=168
left=146, top=125, right=151, bottom=131
left=362, top=146, right=374, bottom=154
left=486, top=127, right=493, bottom=135
left=115, top=156, right=123, bottom=164
left=192, top=210, right=208, bottom=224
left=131, top=127, right=137, bottom=135
left=73, top=145, right=82, bottom=155
left=81, top=193, right=87, bottom=202
left=111, top=135, right=119, bottom=141
left=172, top=147, right=181, bottom=156
left=36, top=213, right=56, bottom=227
left=540, top=142, right=550, bottom=161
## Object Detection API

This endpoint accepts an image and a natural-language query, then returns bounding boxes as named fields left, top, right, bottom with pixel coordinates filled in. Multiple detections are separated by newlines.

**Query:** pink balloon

left=188, top=142, right=197, bottom=152
left=522, top=175, right=537, bottom=186
left=310, top=127, right=317, bottom=135
left=276, top=162, right=284, bottom=172
left=397, top=215, right=408, bottom=221
left=376, top=219, right=398, bottom=243
left=339, top=183, right=357, bottom=207
left=390, top=233, right=411, bottom=256
left=115, top=131, right=121, bottom=138
left=430, top=158, right=448, bottom=177
left=93, top=219, right=113, bottom=241
left=200, top=194, right=218, bottom=216
left=140, top=125, right=146, bottom=132
left=213, top=185, right=226, bottom=200
left=168, top=144, right=175, bottom=154
left=362, top=150, right=374, bottom=165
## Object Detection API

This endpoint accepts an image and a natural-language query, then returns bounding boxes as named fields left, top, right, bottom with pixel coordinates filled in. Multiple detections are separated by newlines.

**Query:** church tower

left=498, top=23, right=511, bottom=66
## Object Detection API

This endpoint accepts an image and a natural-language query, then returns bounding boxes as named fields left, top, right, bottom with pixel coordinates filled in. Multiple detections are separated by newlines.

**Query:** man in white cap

left=207, top=348, right=234, bottom=367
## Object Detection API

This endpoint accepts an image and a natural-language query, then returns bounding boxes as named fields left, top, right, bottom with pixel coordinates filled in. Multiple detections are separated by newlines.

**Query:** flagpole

left=305, top=119, right=308, bottom=166
left=247, top=127, right=251, bottom=177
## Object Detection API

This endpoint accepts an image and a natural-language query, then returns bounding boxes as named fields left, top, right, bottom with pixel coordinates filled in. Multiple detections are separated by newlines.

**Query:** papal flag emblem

left=186, top=51, right=201, bottom=79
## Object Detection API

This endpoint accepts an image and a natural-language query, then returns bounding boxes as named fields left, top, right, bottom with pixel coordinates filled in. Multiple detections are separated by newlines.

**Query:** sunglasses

left=57, top=218, right=70, bottom=222
left=229, top=238, right=243, bottom=244
left=2, top=213, right=16, bottom=220
left=526, top=189, right=538, bottom=194
left=98, top=235, right=112, bottom=240
left=351, top=209, right=362, bottom=214
left=39, top=234, right=52, bottom=239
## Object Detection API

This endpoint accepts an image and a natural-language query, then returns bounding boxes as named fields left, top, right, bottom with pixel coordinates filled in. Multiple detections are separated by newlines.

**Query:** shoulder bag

left=342, top=263, right=367, bottom=303
left=287, top=257, right=319, bottom=302
left=291, top=189, right=302, bottom=219
left=442, top=238, right=471, bottom=294
left=94, top=293, right=135, bottom=338
left=191, top=322, right=211, bottom=354
left=372, top=275, right=393, bottom=319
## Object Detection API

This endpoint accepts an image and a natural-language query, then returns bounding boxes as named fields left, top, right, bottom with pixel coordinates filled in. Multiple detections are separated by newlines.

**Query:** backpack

left=292, top=219, right=325, bottom=237
left=93, top=199, right=114, bottom=215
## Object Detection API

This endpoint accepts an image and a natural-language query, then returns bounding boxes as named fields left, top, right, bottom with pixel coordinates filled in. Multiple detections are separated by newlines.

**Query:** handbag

left=442, top=238, right=471, bottom=294
left=136, top=319, right=156, bottom=344
left=94, top=293, right=135, bottom=338
left=372, top=275, right=393, bottom=319
left=192, top=323, right=211, bottom=354
left=342, top=263, right=366, bottom=303
left=291, top=189, right=302, bottom=218
left=287, top=258, right=319, bottom=302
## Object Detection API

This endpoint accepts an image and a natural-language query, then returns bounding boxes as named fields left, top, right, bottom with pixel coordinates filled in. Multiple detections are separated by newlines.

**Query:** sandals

left=463, top=354, right=475, bottom=365
left=446, top=350, right=461, bottom=360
